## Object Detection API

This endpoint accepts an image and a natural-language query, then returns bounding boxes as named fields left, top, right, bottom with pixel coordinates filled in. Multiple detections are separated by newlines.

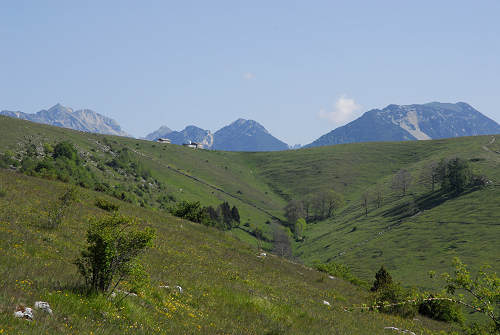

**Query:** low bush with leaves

left=95, top=198, right=120, bottom=212
left=74, top=214, right=155, bottom=294
left=418, top=294, right=464, bottom=324
left=370, top=266, right=417, bottom=319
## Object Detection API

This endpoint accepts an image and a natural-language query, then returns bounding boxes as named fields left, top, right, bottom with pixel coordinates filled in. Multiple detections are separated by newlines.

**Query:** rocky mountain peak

left=307, top=102, right=500, bottom=148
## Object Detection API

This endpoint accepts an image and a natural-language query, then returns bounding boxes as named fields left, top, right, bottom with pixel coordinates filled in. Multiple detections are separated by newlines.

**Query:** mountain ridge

left=307, top=102, right=500, bottom=147
left=0, top=103, right=129, bottom=137
left=146, top=118, right=289, bottom=151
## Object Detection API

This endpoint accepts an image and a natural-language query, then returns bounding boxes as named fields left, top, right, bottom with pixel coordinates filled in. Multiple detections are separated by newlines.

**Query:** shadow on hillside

left=382, top=187, right=480, bottom=220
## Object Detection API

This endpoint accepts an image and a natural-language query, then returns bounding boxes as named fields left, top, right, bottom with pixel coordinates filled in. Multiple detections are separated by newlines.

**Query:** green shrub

left=375, top=283, right=418, bottom=319
left=418, top=295, right=464, bottom=324
left=95, top=198, right=120, bottom=212
left=0, top=150, right=18, bottom=168
left=74, top=214, right=155, bottom=293
left=53, top=141, right=79, bottom=161
left=0, top=187, right=6, bottom=198
left=45, top=188, right=78, bottom=229
left=370, top=267, right=417, bottom=319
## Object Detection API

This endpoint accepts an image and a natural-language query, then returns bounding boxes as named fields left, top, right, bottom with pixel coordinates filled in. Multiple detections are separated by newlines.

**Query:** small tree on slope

left=75, top=214, right=155, bottom=293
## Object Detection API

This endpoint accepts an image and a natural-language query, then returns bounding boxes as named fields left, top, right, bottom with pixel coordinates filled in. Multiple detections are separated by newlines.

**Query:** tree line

left=360, top=157, right=489, bottom=216
left=284, top=189, right=344, bottom=240
left=171, top=200, right=240, bottom=231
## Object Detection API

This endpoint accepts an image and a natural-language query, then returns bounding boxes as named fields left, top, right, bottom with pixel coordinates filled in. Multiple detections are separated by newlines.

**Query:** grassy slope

left=245, top=136, right=500, bottom=288
left=0, top=116, right=498, bottom=289
left=0, top=116, right=287, bottom=246
left=0, top=170, right=454, bottom=334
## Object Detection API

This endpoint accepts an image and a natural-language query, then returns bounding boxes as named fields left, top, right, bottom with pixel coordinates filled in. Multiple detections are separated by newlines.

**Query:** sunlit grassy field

left=0, top=170, right=458, bottom=334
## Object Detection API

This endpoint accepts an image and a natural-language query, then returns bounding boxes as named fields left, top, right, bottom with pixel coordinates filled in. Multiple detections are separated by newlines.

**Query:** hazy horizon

left=1, top=1, right=499, bottom=145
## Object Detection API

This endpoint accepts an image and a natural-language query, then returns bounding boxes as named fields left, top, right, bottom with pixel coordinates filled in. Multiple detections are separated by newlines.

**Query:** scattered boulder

left=159, top=285, right=183, bottom=294
left=384, top=326, right=416, bottom=335
left=34, top=301, right=53, bottom=315
left=322, top=300, right=331, bottom=306
left=258, top=252, right=267, bottom=258
left=328, top=275, right=336, bottom=280
left=14, top=305, right=33, bottom=321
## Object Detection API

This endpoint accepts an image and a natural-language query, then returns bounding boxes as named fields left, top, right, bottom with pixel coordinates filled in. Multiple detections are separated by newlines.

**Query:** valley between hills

left=0, top=115, right=499, bottom=334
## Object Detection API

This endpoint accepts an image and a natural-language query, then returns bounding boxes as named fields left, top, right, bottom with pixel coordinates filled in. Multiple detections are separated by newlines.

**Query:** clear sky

left=1, top=1, right=499, bottom=145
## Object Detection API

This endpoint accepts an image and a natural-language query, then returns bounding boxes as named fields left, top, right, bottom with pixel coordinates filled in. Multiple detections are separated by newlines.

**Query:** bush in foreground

left=74, top=214, right=155, bottom=293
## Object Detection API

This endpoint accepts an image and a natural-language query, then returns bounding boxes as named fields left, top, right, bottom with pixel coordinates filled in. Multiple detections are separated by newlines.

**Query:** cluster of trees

left=171, top=200, right=240, bottom=231
left=361, top=157, right=486, bottom=217
left=20, top=141, right=99, bottom=188
left=284, top=190, right=344, bottom=224
left=421, top=157, right=486, bottom=195
left=284, top=190, right=344, bottom=240
left=389, top=157, right=480, bottom=199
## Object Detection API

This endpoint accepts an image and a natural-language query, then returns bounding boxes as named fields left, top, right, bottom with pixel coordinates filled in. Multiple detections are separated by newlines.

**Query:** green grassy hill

left=0, top=116, right=287, bottom=247
left=0, top=170, right=455, bottom=334
left=243, top=136, right=500, bottom=288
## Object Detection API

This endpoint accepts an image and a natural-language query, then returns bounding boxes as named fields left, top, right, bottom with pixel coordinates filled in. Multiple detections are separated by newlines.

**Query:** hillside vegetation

left=0, top=170, right=456, bottom=334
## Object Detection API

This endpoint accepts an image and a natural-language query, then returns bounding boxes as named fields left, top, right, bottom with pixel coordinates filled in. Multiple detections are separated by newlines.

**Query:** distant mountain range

left=145, top=119, right=288, bottom=151
left=0, top=104, right=129, bottom=137
left=306, top=102, right=500, bottom=147
left=2, top=102, right=499, bottom=151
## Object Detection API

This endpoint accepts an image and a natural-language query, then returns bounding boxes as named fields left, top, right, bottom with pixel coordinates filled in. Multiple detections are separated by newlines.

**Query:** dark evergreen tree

left=371, top=266, right=393, bottom=292
left=218, top=202, right=233, bottom=229
left=231, top=205, right=240, bottom=224
left=204, top=205, right=220, bottom=223
left=443, top=158, right=471, bottom=194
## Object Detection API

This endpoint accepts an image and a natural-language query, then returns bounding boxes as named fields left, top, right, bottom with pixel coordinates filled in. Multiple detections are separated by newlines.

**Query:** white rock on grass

left=34, top=301, right=53, bottom=315
left=322, top=300, right=331, bottom=306
left=328, top=275, right=336, bottom=280
left=384, top=326, right=416, bottom=335
left=14, top=306, right=33, bottom=321
left=159, top=285, right=183, bottom=294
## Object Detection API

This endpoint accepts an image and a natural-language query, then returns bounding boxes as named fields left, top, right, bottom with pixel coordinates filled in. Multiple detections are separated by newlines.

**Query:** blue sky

left=1, top=1, right=499, bottom=145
